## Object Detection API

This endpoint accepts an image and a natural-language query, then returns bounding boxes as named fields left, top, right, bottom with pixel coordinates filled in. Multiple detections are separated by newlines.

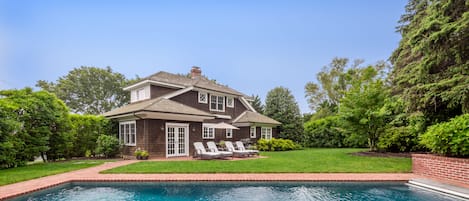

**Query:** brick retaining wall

left=412, top=154, right=469, bottom=185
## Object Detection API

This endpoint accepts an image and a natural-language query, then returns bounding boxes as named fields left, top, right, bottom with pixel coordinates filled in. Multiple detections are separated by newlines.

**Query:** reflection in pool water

left=11, top=182, right=462, bottom=201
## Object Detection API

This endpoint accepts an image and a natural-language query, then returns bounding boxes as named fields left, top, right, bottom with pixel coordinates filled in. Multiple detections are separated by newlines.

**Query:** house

left=103, top=67, right=281, bottom=158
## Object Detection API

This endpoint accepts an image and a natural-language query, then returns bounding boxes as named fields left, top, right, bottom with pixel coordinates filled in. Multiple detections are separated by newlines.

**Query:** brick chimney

left=190, top=66, right=202, bottom=79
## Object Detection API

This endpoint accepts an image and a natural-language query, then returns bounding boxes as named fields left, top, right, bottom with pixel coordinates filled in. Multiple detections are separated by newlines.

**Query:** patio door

left=166, top=123, right=189, bottom=157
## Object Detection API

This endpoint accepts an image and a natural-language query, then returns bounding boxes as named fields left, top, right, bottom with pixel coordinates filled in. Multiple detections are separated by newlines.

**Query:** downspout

left=133, top=112, right=147, bottom=152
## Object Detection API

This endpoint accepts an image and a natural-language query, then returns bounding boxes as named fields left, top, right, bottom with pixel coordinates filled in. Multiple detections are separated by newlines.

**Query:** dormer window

left=130, top=85, right=150, bottom=103
left=198, top=91, right=207, bottom=103
left=210, top=95, right=225, bottom=112
left=226, top=97, right=234, bottom=108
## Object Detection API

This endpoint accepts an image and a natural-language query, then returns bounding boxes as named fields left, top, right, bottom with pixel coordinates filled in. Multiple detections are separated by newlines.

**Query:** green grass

left=103, top=148, right=411, bottom=174
left=0, top=160, right=114, bottom=186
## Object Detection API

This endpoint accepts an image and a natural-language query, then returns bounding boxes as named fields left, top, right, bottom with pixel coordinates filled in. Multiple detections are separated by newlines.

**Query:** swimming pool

left=9, top=182, right=464, bottom=201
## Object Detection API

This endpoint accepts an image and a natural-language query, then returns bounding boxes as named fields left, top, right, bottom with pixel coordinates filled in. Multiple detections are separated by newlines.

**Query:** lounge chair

left=206, top=141, right=233, bottom=158
left=193, top=142, right=222, bottom=159
left=236, top=141, right=260, bottom=156
left=225, top=141, right=251, bottom=157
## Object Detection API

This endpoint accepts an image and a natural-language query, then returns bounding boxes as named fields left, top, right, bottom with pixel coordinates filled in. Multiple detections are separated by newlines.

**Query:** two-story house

left=103, top=67, right=280, bottom=158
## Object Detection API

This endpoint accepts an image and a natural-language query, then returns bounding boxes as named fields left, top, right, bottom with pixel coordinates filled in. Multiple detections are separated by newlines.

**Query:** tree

left=69, top=114, right=111, bottom=157
left=0, top=88, right=71, bottom=164
left=250, top=94, right=264, bottom=113
left=264, top=87, right=304, bottom=143
left=339, top=80, right=389, bottom=151
left=36, top=66, right=130, bottom=114
left=305, top=58, right=389, bottom=112
left=390, top=0, right=469, bottom=122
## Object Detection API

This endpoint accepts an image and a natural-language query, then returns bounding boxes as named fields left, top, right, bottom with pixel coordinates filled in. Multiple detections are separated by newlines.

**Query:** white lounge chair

left=193, top=142, right=222, bottom=159
left=206, top=141, right=233, bottom=158
left=236, top=141, right=259, bottom=156
left=225, top=141, right=251, bottom=157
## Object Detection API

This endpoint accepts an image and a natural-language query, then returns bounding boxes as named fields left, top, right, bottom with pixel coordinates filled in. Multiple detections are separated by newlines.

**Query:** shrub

left=257, top=138, right=301, bottom=151
left=69, top=114, right=112, bottom=157
left=95, top=134, right=120, bottom=158
left=378, top=127, right=418, bottom=152
left=303, top=116, right=346, bottom=148
left=420, top=114, right=469, bottom=157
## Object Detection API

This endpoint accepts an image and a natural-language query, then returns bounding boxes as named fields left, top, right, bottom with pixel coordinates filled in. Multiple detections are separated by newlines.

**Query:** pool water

left=10, top=182, right=463, bottom=201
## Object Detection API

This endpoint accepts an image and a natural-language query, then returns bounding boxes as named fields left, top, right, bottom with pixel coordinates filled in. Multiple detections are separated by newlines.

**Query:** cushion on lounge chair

left=206, top=141, right=233, bottom=157
left=225, top=141, right=251, bottom=157
left=235, top=141, right=259, bottom=155
left=193, top=142, right=222, bottom=159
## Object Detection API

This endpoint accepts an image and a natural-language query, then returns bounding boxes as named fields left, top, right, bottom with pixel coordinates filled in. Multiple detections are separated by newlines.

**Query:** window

left=226, top=97, right=234, bottom=108
left=198, top=92, right=207, bottom=103
left=131, top=85, right=150, bottom=103
left=210, top=95, right=225, bottom=112
left=250, top=126, right=256, bottom=138
left=119, top=121, right=136, bottom=146
left=202, top=125, right=215, bottom=139
left=261, top=127, right=272, bottom=140
left=226, top=129, right=232, bottom=138
left=137, top=88, right=145, bottom=100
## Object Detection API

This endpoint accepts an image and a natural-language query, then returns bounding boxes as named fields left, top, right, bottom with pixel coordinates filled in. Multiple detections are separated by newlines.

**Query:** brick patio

left=0, top=159, right=419, bottom=200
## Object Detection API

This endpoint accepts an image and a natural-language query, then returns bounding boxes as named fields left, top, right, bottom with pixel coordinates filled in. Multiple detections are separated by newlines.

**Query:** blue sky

left=0, top=0, right=407, bottom=113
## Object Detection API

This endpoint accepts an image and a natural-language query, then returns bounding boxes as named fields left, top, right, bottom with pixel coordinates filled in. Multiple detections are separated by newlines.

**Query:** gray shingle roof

left=102, top=97, right=214, bottom=118
left=232, top=111, right=281, bottom=125
left=143, top=71, right=244, bottom=96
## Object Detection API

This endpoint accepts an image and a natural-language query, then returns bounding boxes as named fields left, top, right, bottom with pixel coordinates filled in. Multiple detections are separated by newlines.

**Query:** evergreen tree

left=390, top=0, right=469, bottom=122
left=264, top=87, right=304, bottom=143
left=250, top=94, right=264, bottom=113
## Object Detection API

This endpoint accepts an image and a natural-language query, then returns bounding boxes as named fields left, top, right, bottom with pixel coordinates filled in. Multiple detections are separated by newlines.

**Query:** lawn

left=0, top=160, right=113, bottom=186
left=103, top=148, right=411, bottom=174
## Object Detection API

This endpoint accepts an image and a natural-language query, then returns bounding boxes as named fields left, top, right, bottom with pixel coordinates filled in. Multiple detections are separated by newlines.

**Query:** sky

left=0, top=0, right=407, bottom=113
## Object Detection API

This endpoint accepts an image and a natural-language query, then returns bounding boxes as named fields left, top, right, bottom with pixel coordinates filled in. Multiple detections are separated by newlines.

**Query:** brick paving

left=0, top=159, right=420, bottom=200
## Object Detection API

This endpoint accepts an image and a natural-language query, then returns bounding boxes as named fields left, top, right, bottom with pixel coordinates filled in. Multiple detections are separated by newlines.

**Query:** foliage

left=95, top=134, right=120, bottom=158
left=257, top=138, right=301, bottom=151
left=303, top=115, right=347, bottom=148
left=0, top=160, right=112, bottom=186
left=36, top=66, right=131, bottom=114
left=69, top=114, right=111, bottom=157
left=134, top=148, right=149, bottom=159
left=378, top=99, right=426, bottom=152
left=339, top=80, right=389, bottom=151
left=250, top=94, right=264, bottom=114
left=0, top=88, right=71, bottom=167
left=104, top=148, right=411, bottom=173
left=420, top=114, right=469, bottom=157
left=390, top=0, right=469, bottom=123
left=264, top=87, right=304, bottom=143
left=0, top=101, right=22, bottom=168
left=304, top=57, right=389, bottom=112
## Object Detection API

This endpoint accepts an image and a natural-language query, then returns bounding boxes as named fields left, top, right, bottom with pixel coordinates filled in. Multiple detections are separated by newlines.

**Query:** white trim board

left=123, top=80, right=185, bottom=91
left=162, top=86, right=194, bottom=99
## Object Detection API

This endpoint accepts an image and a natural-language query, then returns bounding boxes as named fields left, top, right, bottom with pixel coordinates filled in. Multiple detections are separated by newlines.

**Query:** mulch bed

left=351, top=151, right=411, bottom=158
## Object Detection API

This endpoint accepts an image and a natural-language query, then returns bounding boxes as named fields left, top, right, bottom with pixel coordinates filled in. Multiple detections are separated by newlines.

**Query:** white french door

left=166, top=123, right=189, bottom=157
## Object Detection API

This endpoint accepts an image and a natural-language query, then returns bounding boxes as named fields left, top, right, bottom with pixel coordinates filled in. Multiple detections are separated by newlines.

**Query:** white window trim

left=261, top=127, right=272, bottom=140
left=209, top=94, right=225, bottom=112
left=119, top=121, right=136, bottom=146
left=202, top=123, right=215, bottom=139
left=226, top=128, right=233, bottom=138
left=226, top=97, right=234, bottom=108
left=198, top=91, right=208, bottom=104
left=250, top=126, right=256, bottom=138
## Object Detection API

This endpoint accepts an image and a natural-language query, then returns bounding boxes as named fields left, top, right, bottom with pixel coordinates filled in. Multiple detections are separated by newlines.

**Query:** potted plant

left=218, top=141, right=226, bottom=150
left=134, top=148, right=150, bottom=160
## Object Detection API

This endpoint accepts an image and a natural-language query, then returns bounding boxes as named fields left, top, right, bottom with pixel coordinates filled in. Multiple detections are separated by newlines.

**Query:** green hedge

left=420, top=114, right=469, bottom=157
left=303, top=115, right=346, bottom=148
left=95, top=135, right=120, bottom=158
left=257, top=138, right=301, bottom=151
